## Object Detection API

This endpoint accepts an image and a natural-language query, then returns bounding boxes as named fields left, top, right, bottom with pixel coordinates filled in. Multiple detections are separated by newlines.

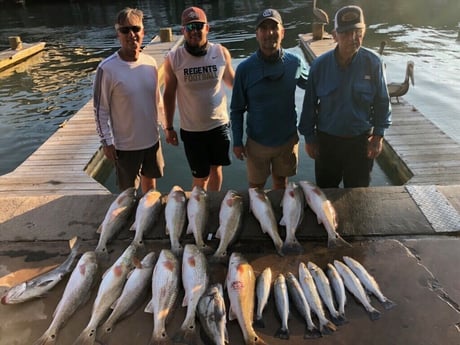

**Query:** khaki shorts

left=245, top=133, right=299, bottom=186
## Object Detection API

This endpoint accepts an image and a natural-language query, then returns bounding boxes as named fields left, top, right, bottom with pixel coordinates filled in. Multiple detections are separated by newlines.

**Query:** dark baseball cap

left=256, top=8, right=283, bottom=28
left=334, top=5, right=365, bottom=33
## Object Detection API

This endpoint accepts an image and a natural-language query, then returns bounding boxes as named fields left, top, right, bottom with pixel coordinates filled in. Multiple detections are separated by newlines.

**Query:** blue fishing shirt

left=298, top=46, right=391, bottom=144
left=230, top=49, right=308, bottom=147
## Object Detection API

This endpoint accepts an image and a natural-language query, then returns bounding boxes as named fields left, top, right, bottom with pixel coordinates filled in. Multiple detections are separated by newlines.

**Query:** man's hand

left=102, top=144, right=118, bottom=161
left=233, top=146, right=246, bottom=160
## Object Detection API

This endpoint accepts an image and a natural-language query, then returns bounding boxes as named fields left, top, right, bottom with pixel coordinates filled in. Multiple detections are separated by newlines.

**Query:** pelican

left=313, top=0, right=329, bottom=24
left=378, top=40, right=386, bottom=56
left=387, top=61, right=415, bottom=103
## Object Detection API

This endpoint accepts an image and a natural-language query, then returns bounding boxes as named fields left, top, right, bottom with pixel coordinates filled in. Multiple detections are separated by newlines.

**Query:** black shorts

left=115, top=141, right=164, bottom=190
left=180, top=123, right=231, bottom=178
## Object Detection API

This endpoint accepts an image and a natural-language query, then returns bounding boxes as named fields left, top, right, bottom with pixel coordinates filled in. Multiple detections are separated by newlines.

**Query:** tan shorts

left=245, top=133, right=299, bottom=186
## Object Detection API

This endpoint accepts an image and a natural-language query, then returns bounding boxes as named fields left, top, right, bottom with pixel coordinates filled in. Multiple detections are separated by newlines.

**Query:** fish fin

left=182, top=294, right=188, bottom=307
left=165, top=226, right=170, bottom=235
left=382, top=299, right=397, bottom=310
left=96, top=225, right=102, bottom=234
left=129, top=223, right=136, bottom=231
left=228, top=306, right=237, bottom=321
left=215, top=226, right=222, bottom=239
left=327, top=234, right=352, bottom=248
left=69, top=236, right=81, bottom=251
left=331, top=314, right=348, bottom=326
left=111, top=296, right=120, bottom=310
left=282, top=239, right=304, bottom=255
left=253, top=317, right=265, bottom=328
left=186, top=224, right=193, bottom=235
left=320, top=320, right=337, bottom=335
left=368, top=309, right=381, bottom=321
left=173, top=327, right=196, bottom=345
left=144, top=299, right=153, bottom=313
left=274, top=327, right=289, bottom=340
left=279, top=216, right=286, bottom=226
left=304, top=326, right=322, bottom=339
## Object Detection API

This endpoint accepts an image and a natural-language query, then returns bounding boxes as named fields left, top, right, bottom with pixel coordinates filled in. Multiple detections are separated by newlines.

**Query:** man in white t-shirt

left=163, top=6, right=234, bottom=191
left=94, top=7, right=164, bottom=193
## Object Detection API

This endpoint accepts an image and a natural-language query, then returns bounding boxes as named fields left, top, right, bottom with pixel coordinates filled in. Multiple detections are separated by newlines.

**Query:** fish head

left=1, top=282, right=27, bottom=304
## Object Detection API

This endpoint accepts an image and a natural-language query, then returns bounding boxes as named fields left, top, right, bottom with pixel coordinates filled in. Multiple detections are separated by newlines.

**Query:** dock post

left=8, top=36, right=22, bottom=50
left=312, top=23, right=325, bottom=40
left=159, top=28, right=172, bottom=42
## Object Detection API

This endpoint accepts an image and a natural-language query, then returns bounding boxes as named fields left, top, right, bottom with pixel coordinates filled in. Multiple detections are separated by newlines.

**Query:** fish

left=173, top=244, right=209, bottom=345
left=73, top=244, right=138, bottom=345
left=197, top=283, right=228, bottom=345
left=254, top=267, right=272, bottom=328
left=308, top=261, right=346, bottom=325
left=326, top=263, right=347, bottom=320
left=248, top=187, right=284, bottom=256
left=298, top=180, right=351, bottom=248
left=186, top=186, right=212, bottom=253
left=130, top=189, right=163, bottom=246
left=1, top=236, right=81, bottom=305
left=145, top=249, right=180, bottom=345
left=298, top=262, right=337, bottom=335
left=164, top=185, right=187, bottom=255
left=212, top=190, right=244, bottom=261
left=95, top=187, right=138, bottom=255
left=285, top=272, right=321, bottom=339
left=279, top=182, right=305, bottom=255
left=99, top=251, right=156, bottom=340
left=333, top=260, right=381, bottom=321
left=273, top=273, right=290, bottom=340
left=343, top=256, right=396, bottom=310
left=31, top=251, right=99, bottom=345
left=226, top=252, right=267, bottom=345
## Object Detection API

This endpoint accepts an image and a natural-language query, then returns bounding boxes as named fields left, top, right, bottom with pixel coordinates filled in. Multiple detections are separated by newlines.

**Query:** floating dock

left=0, top=32, right=459, bottom=345
left=0, top=41, right=46, bottom=72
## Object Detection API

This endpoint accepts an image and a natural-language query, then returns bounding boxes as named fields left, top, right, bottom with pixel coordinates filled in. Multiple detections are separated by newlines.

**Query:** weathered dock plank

left=0, top=42, right=46, bottom=72
left=298, top=33, right=460, bottom=185
left=0, top=35, right=182, bottom=196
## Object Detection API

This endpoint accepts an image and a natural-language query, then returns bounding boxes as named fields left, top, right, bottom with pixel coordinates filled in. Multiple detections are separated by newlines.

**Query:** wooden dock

left=298, top=33, right=460, bottom=185
left=0, top=35, right=183, bottom=196
left=0, top=42, right=46, bottom=72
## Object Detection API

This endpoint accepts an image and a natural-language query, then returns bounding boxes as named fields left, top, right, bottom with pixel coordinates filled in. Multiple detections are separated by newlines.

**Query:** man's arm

left=162, top=56, right=179, bottom=146
left=221, top=45, right=235, bottom=89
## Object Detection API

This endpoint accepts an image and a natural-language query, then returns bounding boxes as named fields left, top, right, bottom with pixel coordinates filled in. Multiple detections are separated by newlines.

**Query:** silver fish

left=285, top=272, right=320, bottom=339
left=95, top=187, right=138, bottom=255
left=333, top=260, right=381, bottom=321
left=248, top=187, right=284, bottom=256
left=174, top=244, right=209, bottom=345
left=279, top=182, right=304, bottom=254
left=308, top=261, right=346, bottom=325
left=32, top=251, right=98, bottom=345
left=145, top=249, right=180, bottom=345
left=130, top=189, right=162, bottom=246
left=1, top=236, right=81, bottom=304
left=326, top=263, right=347, bottom=319
left=164, top=185, right=187, bottom=255
left=298, top=181, right=351, bottom=248
left=73, top=244, right=138, bottom=345
left=100, top=252, right=156, bottom=340
left=254, top=267, right=272, bottom=328
left=197, top=283, right=228, bottom=345
left=226, top=252, right=267, bottom=345
left=298, top=262, right=337, bottom=335
left=212, top=190, right=243, bottom=261
left=343, top=256, right=396, bottom=310
left=186, top=186, right=212, bottom=253
left=273, top=273, right=290, bottom=340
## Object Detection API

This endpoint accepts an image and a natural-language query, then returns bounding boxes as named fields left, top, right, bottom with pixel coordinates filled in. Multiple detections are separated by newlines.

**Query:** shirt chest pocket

left=353, top=80, right=375, bottom=110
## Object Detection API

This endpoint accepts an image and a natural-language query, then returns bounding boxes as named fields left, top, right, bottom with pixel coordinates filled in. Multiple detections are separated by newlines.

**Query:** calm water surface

left=0, top=0, right=459, bottom=193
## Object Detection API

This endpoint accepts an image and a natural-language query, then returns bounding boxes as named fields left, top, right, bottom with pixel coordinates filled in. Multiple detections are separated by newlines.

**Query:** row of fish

left=254, top=257, right=397, bottom=341
left=95, top=180, right=350, bottom=263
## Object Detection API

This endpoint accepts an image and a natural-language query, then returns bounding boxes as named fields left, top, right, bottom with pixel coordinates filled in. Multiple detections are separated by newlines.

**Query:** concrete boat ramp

left=1, top=34, right=460, bottom=345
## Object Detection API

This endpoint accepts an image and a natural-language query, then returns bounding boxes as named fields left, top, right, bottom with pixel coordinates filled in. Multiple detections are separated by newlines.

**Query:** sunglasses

left=184, top=22, right=205, bottom=32
left=118, top=26, right=142, bottom=34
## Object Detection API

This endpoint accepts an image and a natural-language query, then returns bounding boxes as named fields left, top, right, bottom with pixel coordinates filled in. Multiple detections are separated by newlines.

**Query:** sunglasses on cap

left=118, top=25, right=142, bottom=34
left=184, top=22, right=205, bottom=32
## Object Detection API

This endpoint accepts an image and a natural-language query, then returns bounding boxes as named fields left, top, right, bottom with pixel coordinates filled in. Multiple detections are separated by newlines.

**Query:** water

left=1, top=0, right=459, bottom=193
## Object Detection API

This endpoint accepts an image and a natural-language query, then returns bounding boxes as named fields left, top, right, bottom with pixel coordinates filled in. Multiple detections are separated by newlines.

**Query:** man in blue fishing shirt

left=231, top=8, right=308, bottom=190
left=298, top=5, right=391, bottom=188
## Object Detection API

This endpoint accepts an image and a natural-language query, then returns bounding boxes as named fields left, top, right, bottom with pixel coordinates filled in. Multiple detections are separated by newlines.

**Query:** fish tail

left=368, top=308, right=382, bottom=321
left=320, top=320, right=337, bottom=335
left=282, top=239, right=304, bottom=255
left=172, top=327, right=197, bottom=345
left=327, top=234, right=352, bottom=248
left=382, top=298, right=397, bottom=310
left=274, top=327, right=290, bottom=339
left=304, top=325, right=322, bottom=339
left=72, top=329, right=97, bottom=345
left=331, top=314, right=348, bottom=326
left=197, top=243, right=214, bottom=255
left=31, top=332, right=57, bottom=345
left=69, top=236, right=81, bottom=252
left=253, top=316, right=266, bottom=329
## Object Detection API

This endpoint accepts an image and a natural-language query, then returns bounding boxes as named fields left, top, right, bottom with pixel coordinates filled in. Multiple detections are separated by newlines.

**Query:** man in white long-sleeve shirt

left=94, top=7, right=164, bottom=193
